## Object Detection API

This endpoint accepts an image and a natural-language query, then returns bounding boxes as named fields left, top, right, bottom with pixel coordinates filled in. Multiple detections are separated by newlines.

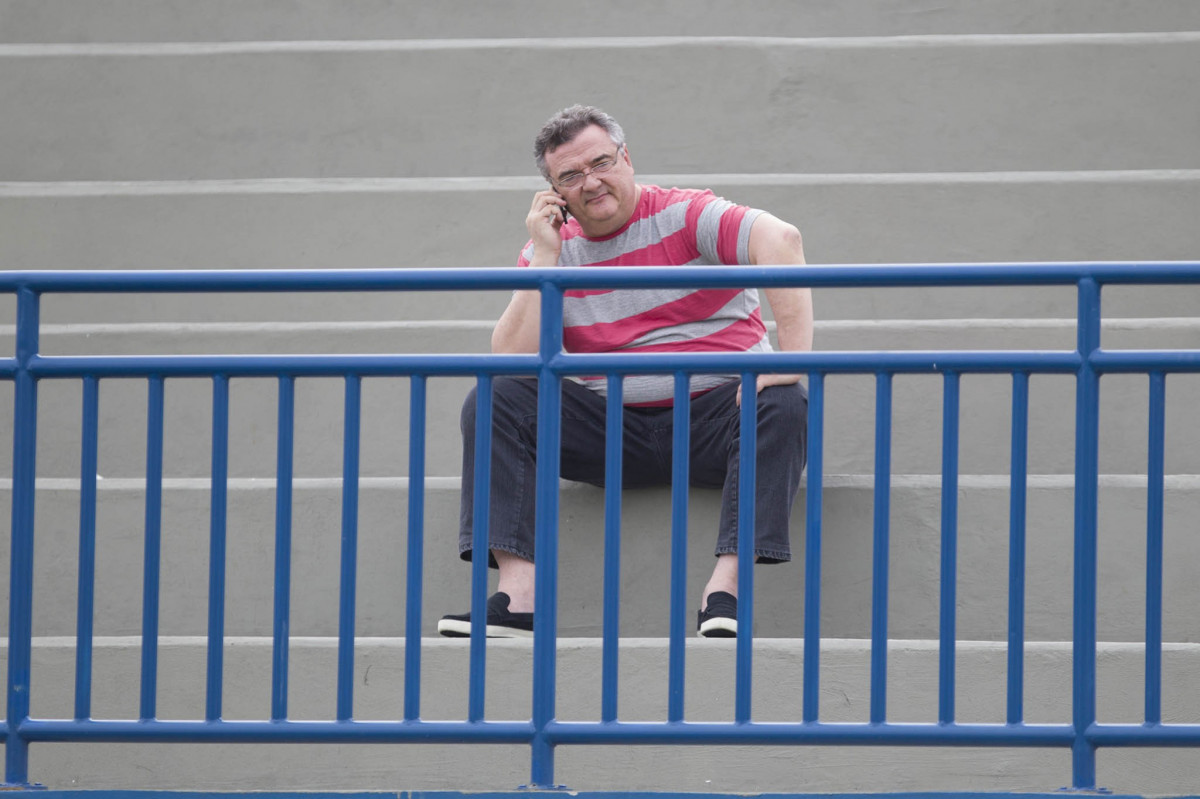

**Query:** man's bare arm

left=492, top=190, right=568, bottom=354
left=492, top=290, right=542, bottom=354
left=741, top=213, right=814, bottom=403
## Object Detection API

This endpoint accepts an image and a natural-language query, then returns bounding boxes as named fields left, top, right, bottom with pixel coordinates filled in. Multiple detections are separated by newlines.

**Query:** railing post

left=271, top=376, right=296, bottom=722
left=668, top=373, right=690, bottom=723
left=74, top=376, right=100, bottom=721
left=5, top=287, right=39, bottom=787
left=1144, top=371, right=1167, bottom=724
left=870, top=371, right=893, bottom=725
left=802, top=372, right=824, bottom=723
left=735, top=371, right=757, bottom=724
left=336, top=375, right=362, bottom=721
left=1071, top=276, right=1102, bottom=789
left=1006, top=371, right=1030, bottom=725
left=140, top=375, right=166, bottom=721
left=206, top=375, right=230, bottom=722
left=530, top=282, right=564, bottom=789
left=939, top=371, right=960, bottom=725
left=404, top=374, right=428, bottom=722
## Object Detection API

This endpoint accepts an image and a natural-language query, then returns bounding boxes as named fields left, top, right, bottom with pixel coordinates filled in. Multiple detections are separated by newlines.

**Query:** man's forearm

left=765, top=287, right=814, bottom=353
left=491, top=290, right=542, bottom=354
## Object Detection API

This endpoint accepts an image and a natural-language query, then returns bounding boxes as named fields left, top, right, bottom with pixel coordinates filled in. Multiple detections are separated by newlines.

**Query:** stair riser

left=6, top=0, right=1200, bottom=42
left=10, top=638, right=1200, bottom=793
left=10, top=368, right=1200, bottom=479
left=7, top=481, right=1199, bottom=640
left=4, top=38, right=1199, bottom=180
left=4, top=178, right=1198, bottom=321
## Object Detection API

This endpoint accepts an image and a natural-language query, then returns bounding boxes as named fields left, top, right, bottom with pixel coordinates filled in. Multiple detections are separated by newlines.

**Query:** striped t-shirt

left=517, top=185, right=771, bottom=406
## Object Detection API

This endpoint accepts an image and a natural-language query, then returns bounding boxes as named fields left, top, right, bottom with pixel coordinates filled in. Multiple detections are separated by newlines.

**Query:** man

left=439, top=105, right=812, bottom=638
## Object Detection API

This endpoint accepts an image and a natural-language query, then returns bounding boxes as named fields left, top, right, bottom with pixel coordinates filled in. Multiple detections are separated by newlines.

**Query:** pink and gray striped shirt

left=517, top=185, right=771, bottom=407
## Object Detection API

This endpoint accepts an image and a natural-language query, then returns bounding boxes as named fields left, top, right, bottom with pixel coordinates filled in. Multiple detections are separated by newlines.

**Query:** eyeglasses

left=554, top=146, right=624, bottom=189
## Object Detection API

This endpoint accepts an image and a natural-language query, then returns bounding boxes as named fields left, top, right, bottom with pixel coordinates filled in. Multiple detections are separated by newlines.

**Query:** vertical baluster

left=271, top=376, right=295, bottom=722
left=530, top=285, right=564, bottom=788
left=870, top=372, right=893, bottom=724
left=1007, top=372, right=1030, bottom=725
left=75, top=377, right=100, bottom=720
left=1071, top=277, right=1101, bottom=789
left=404, top=375, right=427, bottom=722
left=802, top=372, right=824, bottom=723
left=6, top=287, right=39, bottom=786
left=206, top=375, right=230, bottom=722
left=939, top=372, right=960, bottom=725
left=468, top=375, right=492, bottom=723
left=1144, top=371, right=1166, bottom=724
left=601, top=376, right=624, bottom=723
left=668, top=372, right=690, bottom=723
left=336, top=375, right=362, bottom=721
left=735, top=371, right=757, bottom=724
left=140, top=376, right=166, bottom=721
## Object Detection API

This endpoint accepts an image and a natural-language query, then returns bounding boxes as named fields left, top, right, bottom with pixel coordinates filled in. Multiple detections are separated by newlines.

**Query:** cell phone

left=555, top=190, right=569, bottom=223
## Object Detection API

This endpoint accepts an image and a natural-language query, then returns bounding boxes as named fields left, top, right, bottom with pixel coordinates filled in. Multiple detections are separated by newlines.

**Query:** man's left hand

left=736, top=372, right=803, bottom=407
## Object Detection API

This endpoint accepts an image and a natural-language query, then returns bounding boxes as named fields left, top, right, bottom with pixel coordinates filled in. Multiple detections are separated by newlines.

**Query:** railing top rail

left=1, top=262, right=1199, bottom=294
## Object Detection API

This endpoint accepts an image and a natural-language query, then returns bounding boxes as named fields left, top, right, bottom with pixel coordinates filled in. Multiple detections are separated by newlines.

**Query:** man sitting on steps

left=438, top=104, right=812, bottom=639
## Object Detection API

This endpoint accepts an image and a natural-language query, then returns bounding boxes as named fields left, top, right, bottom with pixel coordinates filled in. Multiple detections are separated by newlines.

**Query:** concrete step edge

left=19, top=635, right=1200, bottom=653
left=12, top=317, right=1200, bottom=337
left=9, top=474, right=1200, bottom=491
left=3, top=31, right=1200, bottom=58
left=5, top=169, right=1200, bottom=197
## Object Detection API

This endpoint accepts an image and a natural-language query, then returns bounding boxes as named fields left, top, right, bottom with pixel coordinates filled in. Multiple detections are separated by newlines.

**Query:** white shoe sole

left=437, top=618, right=534, bottom=638
left=697, top=617, right=738, bottom=638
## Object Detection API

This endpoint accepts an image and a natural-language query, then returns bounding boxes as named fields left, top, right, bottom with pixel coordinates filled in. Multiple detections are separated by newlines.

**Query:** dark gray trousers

left=458, top=376, right=807, bottom=566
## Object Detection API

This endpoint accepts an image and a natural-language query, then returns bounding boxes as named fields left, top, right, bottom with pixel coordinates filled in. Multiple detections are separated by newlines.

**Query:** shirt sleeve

left=693, top=193, right=765, bottom=265
left=517, top=239, right=535, bottom=267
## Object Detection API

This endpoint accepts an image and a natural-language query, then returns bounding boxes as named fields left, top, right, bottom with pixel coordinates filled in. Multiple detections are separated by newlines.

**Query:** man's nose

left=581, top=170, right=604, bottom=190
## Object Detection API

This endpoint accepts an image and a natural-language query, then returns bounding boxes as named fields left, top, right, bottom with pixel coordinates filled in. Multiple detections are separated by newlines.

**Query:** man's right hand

left=525, top=189, right=567, bottom=265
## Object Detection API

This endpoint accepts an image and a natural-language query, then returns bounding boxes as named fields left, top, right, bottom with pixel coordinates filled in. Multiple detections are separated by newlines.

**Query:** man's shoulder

left=640, top=184, right=716, bottom=208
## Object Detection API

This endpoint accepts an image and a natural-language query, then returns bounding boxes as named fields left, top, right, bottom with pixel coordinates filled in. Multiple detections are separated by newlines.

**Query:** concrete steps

left=3, top=35, right=1199, bottom=181
left=11, top=476, right=1200, bottom=641
left=4, top=172, right=1200, bottom=280
left=2, top=4, right=1198, bottom=792
left=9, top=316, right=1200, bottom=479
left=8, top=319, right=1200, bottom=480
left=6, top=0, right=1200, bottom=42
left=9, top=636, right=1200, bottom=793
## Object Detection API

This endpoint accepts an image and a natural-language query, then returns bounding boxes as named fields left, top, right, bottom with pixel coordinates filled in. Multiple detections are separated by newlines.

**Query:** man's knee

left=460, top=385, right=478, bottom=435
left=758, top=382, right=808, bottom=426
left=461, top=377, right=538, bottom=436
left=756, top=383, right=808, bottom=463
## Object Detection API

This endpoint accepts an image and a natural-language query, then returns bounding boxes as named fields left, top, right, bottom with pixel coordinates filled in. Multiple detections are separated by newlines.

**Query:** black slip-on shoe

left=438, top=591, right=535, bottom=638
left=697, top=590, right=738, bottom=638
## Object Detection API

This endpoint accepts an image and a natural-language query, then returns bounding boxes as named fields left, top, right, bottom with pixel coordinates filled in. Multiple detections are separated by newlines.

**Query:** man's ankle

left=497, top=591, right=535, bottom=614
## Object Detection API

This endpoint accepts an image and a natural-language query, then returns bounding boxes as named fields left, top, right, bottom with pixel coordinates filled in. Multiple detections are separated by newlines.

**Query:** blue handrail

left=4, top=263, right=1200, bottom=792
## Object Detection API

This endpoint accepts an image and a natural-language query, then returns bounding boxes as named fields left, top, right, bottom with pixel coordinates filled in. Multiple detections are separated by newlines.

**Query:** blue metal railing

left=3, top=263, right=1200, bottom=792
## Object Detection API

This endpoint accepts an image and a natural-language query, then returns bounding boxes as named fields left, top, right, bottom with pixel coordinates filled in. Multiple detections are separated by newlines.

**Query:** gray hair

left=533, top=104, right=626, bottom=180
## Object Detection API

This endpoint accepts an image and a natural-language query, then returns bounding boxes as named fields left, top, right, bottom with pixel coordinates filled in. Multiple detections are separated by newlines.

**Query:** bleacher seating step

left=8, top=635, right=1200, bottom=793
left=5, top=0, right=1200, bottom=43
left=3, top=35, right=1199, bottom=181
left=3, top=173, right=1197, bottom=296
left=11, top=475, right=1200, bottom=641
left=12, top=354, right=1199, bottom=479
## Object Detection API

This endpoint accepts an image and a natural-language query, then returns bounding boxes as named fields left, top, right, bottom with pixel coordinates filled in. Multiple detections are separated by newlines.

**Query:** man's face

left=544, top=124, right=638, bottom=238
